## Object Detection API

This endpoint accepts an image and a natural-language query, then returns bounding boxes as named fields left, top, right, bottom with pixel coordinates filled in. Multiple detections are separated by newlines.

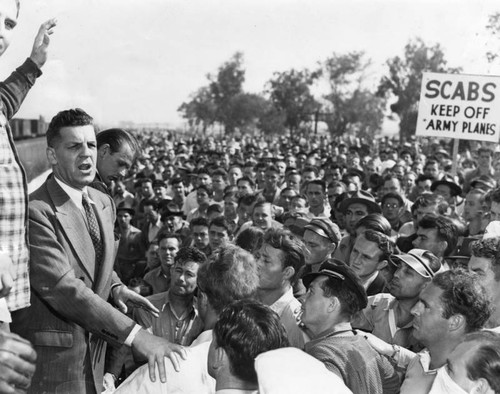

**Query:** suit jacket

left=11, top=175, right=136, bottom=394
left=366, top=272, right=388, bottom=297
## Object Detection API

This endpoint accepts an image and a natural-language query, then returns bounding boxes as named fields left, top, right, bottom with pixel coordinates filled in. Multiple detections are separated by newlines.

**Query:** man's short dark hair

left=96, top=128, right=139, bottom=160
left=46, top=108, right=94, bottom=148
left=190, top=217, right=209, bottom=229
left=355, top=214, right=392, bottom=236
left=213, top=299, right=289, bottom=385
left=381, top=192, right=404, bottom=207
left=306, top=179, right=326, bottom=192
left=363, top=230, right=395, bottom=262
left=237, top=176, right=255, bottom=188
left=302, top=166, right=319, bottom=176
left=471, top=237, right=500, bottom=281
left=417, top=214, right=458, bottom=256
left=211, top=168, right=228, bottom=179
left=432, top=269, right=492, bottom=333
left=142, top=198, right=158, bottom=211
left=411, top=193, right=448, bottom=215
left=197, top=244, right=259, bottom=314
left=263, top=228, right=305, bottom=284
left=174, top=246, right=207, bottom=266
left=156, top=232, right=181, bottom=245
left=209, top=216, right=231, bottom=233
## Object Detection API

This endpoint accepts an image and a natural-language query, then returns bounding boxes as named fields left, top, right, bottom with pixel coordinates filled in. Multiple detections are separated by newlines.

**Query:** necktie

left=82, top=193, right=104, bottom=265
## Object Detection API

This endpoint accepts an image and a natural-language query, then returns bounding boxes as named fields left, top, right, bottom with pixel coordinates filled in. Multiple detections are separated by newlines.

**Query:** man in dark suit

left=11, top=109, right=185, bottom=394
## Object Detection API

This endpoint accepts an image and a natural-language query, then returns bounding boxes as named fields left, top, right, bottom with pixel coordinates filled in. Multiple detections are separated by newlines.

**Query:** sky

left=1, top=0, right=499, bottom=129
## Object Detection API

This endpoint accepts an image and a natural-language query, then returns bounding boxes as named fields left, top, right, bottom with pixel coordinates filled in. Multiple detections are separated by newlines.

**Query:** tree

left=225, top=93, right=269, bottom=134
left=486, top=12, right=500, bottom=63
left=267, top=69, right=319, bottom=138
left=209, top=52, right=246, bottom=133
left=320, top=52, right=385, bottom=138
left=178, top=86, right=217, bottom=134
left=378, top=38, right=461, bottom=142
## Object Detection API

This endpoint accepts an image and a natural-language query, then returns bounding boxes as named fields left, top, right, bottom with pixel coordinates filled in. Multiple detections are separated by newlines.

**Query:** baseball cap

left=304, top=218, right=341, bottom=246
left=390, top=248, right=440, bottom=279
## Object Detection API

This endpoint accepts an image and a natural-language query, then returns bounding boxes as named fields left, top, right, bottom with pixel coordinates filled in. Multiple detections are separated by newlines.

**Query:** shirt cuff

left=124, top=324, right=142, bottom=347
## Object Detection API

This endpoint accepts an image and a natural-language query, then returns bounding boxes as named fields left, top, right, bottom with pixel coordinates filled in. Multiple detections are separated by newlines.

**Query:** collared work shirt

left=134, top=290, right=203, bottom=346
left=352, top=293, right=421, bottom=352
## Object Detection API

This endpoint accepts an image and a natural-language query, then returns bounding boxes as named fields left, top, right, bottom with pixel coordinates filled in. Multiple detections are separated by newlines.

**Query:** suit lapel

left=48, top=177, right=96, bottom=281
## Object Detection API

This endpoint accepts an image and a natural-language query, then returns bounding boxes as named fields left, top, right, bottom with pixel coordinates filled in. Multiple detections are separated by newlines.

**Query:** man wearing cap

left=469, top=237, right=500, bottom=331
left=256, top=228, right=307, bottom=348
left=349, top=230, right=394, bottom=296
left=430, top=175, right=463, bottom=216
left=152, top=179, right=171, bottom=203
left=303, top=218, right=341, bottom=273
left=161, top=203, right=190, bottom=239
left=352, top=249, right=441, bottom=352
left=302, top=262, right=399, bottom=394
left=333, top=190, right=381, bottom=263
left=115, top=203, right=145, bottom=284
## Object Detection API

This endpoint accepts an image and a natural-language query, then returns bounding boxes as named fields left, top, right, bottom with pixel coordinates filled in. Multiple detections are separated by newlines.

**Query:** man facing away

left=115, top=243, right=260, bottom=394
left=208, top=299, right=290, bottom=394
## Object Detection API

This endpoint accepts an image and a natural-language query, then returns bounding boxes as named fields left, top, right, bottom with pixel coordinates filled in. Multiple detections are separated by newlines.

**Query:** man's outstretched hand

left=30, top=18, right=57, bottom=69
left=132, top=330, right=187, bottom=383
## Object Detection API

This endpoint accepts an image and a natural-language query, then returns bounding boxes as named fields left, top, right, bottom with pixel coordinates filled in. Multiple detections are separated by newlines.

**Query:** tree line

left=179, top=16, right=500, bottom=142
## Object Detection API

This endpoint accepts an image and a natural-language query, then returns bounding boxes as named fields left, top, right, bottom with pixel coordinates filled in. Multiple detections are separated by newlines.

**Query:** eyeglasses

left=383, top=203, right=399, bottom=209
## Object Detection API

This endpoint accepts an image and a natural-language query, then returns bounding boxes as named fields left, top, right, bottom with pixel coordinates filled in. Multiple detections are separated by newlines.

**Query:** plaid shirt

left=0, top=59, right=41, bottom=311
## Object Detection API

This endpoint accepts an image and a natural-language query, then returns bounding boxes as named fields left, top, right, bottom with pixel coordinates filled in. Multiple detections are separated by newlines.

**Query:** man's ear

left=98, top=144, right=110, bottom=158
left=327, top=296, right=340, bottom=313
left=376, top=259, right=388, bottom=271
left=47, top=147, right=57, bottom=166
left=212, top=346, right=226, bottom=372
left=438, top=240, right=448, bottom=256
left=448, top=314, right=466, bottom=333
left=283, top=266, right=295, bottom=282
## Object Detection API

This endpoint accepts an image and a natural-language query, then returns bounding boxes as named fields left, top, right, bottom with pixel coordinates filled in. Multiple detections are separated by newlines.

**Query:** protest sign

left=416, top=72, right=500, bottom=142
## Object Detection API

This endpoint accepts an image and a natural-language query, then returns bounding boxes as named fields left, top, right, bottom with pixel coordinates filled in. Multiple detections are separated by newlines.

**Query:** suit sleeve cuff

left=124, top=324, right=142, bottom=347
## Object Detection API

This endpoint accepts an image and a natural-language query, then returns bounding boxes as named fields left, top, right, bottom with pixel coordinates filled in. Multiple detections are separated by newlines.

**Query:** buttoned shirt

left=134, top=290, right=203, bottom=346
left=400, top=350, right=437, bottom=394
left=143, top=266, right=170, bottom=294
left=1, top=59, right=42, bottom=312
left=269, top=287, right=307, bottom=349
left=352, top=293, right=421, bottom=352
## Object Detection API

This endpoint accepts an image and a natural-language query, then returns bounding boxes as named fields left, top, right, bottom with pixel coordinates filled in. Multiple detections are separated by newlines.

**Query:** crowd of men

left=1, top=1, right=500, bottom=394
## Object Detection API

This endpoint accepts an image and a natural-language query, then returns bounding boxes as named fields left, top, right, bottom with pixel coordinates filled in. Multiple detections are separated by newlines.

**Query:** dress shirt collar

left=362, top=271, right=379, bottom=290
left=54, top=175, right=93, bottom=210
left=269, top=286, right=295, bottom=316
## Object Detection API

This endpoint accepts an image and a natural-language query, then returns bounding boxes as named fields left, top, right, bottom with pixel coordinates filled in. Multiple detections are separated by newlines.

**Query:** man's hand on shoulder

left=29, top=18, right=57, bottom=69
left=132, top=330, right=187, bottom=383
